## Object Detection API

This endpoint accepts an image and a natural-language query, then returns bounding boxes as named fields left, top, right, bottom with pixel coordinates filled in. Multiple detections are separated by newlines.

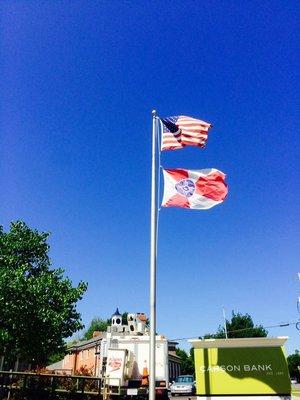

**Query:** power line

left=170, top=321, right=298, bottom=342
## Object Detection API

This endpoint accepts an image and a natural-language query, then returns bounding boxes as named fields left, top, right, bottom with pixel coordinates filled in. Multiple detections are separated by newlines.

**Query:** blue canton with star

left=161, top=116, right=180, bottom=133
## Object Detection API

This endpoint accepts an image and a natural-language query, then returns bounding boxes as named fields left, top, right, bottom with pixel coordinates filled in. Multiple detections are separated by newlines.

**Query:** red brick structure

left=61, top=331, right=104, bottom=374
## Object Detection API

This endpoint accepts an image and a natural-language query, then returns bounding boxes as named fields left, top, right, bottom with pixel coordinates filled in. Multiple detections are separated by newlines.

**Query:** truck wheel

left=156, top=390, right=170, bottom=400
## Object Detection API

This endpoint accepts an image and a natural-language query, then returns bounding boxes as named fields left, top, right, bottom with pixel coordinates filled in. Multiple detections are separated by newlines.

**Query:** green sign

left=194, top=346, right=291, bottom=395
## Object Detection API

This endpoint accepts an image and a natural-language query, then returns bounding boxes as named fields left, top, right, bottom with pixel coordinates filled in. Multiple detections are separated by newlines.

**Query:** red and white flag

left=162, top=168, right=228, bottom=209
left=161, top=116, right=212, bottom=151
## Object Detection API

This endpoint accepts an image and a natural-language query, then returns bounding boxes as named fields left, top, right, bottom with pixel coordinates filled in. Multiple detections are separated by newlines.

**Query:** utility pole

left=222, top=307, right=228, bottom=339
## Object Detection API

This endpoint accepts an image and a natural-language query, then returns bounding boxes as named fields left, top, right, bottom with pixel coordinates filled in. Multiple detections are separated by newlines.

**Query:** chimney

left=92, top=331, right=101, bottom=338
left=137, top=313, right=147, bottom=323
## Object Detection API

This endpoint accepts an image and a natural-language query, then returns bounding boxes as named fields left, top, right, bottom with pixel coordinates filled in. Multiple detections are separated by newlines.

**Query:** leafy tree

left=84, top=312, right=130, bottom=340
left=47, top=351, right=66, bottom=365
left=287, top=350, right=300, bottom=382
left=189, top=347, right=195, bottom=364
left=122, top=312, right=129, bottom=325
left=0, top=221, right=87, bottom=367
left=82, top=318, right=109, bottom=340
left=205, top=311, right=268, bottom=339
left=176, top=348, right=194, bottom=375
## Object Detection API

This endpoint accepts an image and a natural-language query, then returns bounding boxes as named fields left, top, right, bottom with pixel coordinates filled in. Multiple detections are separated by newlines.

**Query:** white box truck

left=99, top=333, right=169, bottom=399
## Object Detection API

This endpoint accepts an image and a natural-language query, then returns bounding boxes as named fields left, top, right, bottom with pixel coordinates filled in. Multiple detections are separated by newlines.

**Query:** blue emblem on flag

left=175, top=179, right=195, bottom=197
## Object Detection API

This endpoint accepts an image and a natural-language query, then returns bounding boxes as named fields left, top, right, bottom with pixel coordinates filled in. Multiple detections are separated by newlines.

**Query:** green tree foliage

left=122, top=312, right=129, bottom=325
left=84, top=312, right=129, bottom=340
left=205, top=311, right=268, bottom=339
left=0, top=221, right=87, bottom=367
left=287, top=350, right=300, bottom=382
left=82, top=318, right=109, bottom=340
left=176, top=348, right=195, bottom=375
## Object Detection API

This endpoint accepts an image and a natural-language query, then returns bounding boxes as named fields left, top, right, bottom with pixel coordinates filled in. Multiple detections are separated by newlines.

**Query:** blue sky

left=1, top=1, right=299, bottom=353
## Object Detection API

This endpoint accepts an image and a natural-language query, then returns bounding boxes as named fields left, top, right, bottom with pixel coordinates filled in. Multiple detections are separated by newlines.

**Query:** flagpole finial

left=152, top=109, right=157, bottom=117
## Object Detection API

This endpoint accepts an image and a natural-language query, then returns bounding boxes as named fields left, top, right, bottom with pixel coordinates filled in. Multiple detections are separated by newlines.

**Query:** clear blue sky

left=1, top=1, right=299, bottom=353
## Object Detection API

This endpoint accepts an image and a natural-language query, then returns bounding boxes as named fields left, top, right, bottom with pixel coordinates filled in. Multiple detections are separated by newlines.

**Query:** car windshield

left=176, top=376, right=193, bottom=383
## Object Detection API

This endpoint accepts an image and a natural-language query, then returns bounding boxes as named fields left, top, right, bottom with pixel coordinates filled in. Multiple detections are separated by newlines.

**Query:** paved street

left=169, top=394, right=300, bottom=400
left=169, top=393, right=300, bottom=399
left=292, top=383, right=300, bottom=398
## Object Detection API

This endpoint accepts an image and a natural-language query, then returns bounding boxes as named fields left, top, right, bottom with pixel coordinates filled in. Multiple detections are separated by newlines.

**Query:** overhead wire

left=170, top=320, right=299, bottom=342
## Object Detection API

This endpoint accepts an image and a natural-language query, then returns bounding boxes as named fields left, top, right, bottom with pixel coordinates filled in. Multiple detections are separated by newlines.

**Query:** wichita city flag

left=162, top=168, right=228, bottom=209
left=161, top=115, right=212, bottom=151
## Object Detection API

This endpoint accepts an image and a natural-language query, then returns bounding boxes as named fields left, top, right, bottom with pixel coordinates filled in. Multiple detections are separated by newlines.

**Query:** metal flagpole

left=149, top=109, right=158, bottom=400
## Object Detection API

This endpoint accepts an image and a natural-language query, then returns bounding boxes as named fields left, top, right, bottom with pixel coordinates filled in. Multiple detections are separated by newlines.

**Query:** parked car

left=170, top=375, right=196, bottom=396
left=291, top=378, right=297, bottom=384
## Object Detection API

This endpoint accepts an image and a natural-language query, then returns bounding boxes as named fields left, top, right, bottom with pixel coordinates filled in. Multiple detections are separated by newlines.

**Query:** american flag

left=160, top=115, right=212, bottom=151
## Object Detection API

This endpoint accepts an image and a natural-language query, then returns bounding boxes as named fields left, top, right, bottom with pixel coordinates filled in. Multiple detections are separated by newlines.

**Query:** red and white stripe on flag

left=161, top=116, right=212, bottom=151
left=162, top=168, right=228, bottom=209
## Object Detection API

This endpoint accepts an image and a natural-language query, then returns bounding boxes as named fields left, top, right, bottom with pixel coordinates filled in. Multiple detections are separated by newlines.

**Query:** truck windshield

left=176, top=376, right=193, bottom=383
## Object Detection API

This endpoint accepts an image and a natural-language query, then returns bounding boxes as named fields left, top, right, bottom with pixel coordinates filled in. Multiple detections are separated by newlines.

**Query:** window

left=176, top=376, right=193, bottom=383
